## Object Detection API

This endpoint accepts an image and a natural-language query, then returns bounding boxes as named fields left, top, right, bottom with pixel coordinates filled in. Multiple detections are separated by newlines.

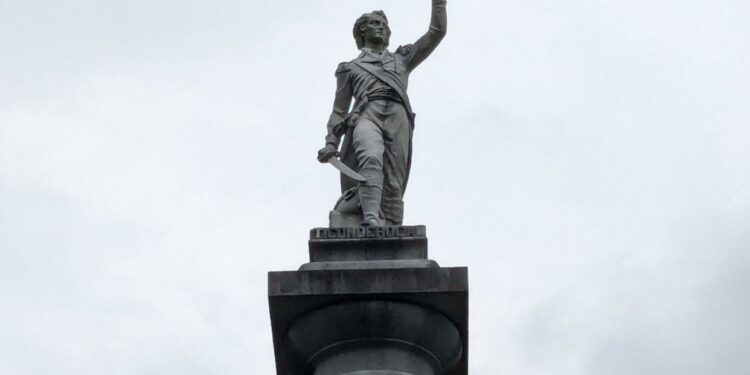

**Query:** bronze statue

left=318, top=0, right=448, bottom=227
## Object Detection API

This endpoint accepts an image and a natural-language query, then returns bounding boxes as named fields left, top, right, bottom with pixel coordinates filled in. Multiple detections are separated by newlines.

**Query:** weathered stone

left=269, top=224, right=467, bottom=373
left=268, top=267, right=468, bottom=375
left=317, top=0, right=448, bottom=226
left=299, top=259, right=438, bottom=271
left=308, top=226, right=428, bottom=264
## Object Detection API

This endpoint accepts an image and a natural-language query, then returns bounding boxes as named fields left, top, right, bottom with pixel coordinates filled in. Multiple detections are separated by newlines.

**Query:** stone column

left=268, top=226, right=468, bottom=375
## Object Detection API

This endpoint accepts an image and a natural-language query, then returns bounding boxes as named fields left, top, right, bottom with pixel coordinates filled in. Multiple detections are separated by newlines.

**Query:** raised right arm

left=402, top=0, right=447, bottom=71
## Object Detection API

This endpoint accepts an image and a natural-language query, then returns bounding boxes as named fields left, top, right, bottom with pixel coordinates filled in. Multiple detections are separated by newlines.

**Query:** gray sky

left=1, top=0, right=749, bottom=373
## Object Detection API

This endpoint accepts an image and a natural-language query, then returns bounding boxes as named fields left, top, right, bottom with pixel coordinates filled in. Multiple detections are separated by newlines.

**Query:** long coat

left=337, top=48, right=416, bottom=194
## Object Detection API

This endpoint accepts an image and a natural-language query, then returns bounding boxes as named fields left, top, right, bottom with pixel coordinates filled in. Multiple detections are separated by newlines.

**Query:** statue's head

left=353, top=10, right=391, bottom=49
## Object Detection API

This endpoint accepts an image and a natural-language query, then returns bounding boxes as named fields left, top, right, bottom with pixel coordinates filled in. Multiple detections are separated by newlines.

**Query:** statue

left=317, top=0, right=448, bottom=227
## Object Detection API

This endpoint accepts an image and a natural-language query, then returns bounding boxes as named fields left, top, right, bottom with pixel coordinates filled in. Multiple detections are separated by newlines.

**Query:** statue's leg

left=381, top=106, right=411, bottom=225
left=352, top=118, right=385, bottom=226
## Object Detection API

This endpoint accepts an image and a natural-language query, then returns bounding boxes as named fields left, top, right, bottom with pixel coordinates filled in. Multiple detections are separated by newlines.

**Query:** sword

left=325, top=155, right=367, bottom=182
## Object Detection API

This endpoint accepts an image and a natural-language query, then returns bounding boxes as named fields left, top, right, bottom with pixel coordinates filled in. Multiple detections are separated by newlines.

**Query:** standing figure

left=318, top=0, right=448, bottom=227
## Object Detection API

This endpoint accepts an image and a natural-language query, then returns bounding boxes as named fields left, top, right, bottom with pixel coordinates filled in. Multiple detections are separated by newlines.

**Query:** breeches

left=352, top=100, right=411, bottom=225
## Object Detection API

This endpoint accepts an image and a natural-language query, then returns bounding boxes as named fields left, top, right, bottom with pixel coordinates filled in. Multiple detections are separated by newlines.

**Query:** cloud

left=1, top=0, right=749, bottom=374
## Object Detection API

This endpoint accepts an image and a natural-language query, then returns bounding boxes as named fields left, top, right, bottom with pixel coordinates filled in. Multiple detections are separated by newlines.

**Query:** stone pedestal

left=268, top=226, right=468, bottom=375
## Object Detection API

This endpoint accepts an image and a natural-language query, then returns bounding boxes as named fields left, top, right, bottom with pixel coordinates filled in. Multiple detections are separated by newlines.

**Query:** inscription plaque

left=310, top=225, right=426, bottom=240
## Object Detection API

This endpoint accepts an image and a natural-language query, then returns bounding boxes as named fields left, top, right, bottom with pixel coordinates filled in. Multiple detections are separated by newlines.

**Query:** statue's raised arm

left=401, top=0, right=448, bottom=71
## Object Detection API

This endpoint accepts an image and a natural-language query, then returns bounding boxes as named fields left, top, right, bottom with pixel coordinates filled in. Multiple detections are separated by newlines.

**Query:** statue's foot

left=360, top=217, right=380, bottom=227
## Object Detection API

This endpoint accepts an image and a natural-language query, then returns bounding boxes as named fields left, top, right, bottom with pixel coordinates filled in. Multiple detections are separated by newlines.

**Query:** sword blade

left=328, top=157, right=367, bottom=182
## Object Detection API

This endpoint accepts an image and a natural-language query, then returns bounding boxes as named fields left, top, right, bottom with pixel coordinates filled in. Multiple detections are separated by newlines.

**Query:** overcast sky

left=1, top=0, right=749, bottom=374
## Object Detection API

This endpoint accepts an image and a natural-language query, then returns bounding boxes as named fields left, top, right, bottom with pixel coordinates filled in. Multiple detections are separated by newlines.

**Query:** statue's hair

left=353, top=10, right=391, bottom=49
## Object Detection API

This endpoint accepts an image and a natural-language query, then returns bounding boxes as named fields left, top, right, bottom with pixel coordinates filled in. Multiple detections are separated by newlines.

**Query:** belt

left=367, top=88, right=403, bottom=104
left=332, top=88, right=403, bottom=137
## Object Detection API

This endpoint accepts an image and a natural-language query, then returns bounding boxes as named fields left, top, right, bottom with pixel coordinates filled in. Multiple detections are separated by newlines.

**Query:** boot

left=358, top=184, right=384, bottom=226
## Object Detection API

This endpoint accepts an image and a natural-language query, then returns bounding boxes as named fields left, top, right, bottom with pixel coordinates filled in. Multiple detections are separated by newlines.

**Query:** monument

left=268, top=1, right=468, bottom=374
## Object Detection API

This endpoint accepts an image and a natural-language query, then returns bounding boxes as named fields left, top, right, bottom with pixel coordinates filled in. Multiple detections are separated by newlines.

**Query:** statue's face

left=361, top=15, right=389, bottom=46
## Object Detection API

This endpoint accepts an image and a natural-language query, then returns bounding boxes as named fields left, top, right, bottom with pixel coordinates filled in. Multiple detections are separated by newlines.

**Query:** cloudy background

left=1, top=0, right=749, bottom=373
